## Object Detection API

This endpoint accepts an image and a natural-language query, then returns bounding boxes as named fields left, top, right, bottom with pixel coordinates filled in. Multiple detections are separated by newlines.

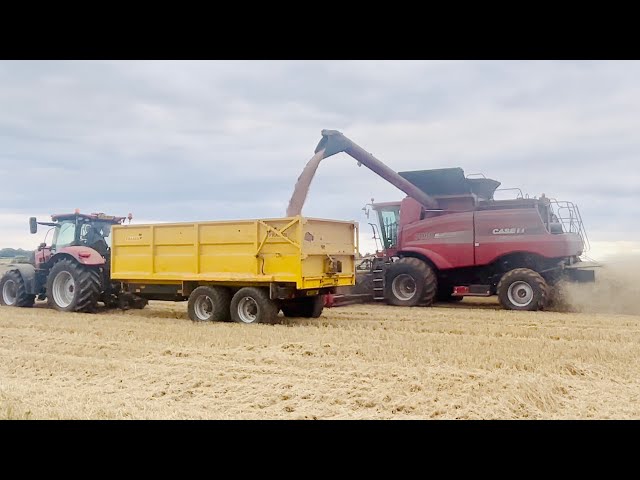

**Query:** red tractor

left=316, top=130, right=595, bottom=311
left=0, top=211, right=146, bottom=312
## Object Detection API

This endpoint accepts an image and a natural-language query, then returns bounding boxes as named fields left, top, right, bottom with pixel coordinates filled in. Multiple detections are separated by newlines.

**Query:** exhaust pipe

left=315, top=130, right=439, bottom=209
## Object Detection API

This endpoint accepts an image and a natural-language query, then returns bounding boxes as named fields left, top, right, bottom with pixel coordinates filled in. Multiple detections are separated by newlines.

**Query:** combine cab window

left=377, top=207, right=400, bottom=250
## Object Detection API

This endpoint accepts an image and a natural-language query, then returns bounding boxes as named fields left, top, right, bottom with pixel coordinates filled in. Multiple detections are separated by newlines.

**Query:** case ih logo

left=492, top=227, right=525, bottom=235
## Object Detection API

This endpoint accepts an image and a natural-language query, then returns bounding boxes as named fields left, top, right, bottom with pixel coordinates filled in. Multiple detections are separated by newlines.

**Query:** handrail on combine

left=549, top=198, right=591, bottom=253
left=494, top=187, right=524, bottom=199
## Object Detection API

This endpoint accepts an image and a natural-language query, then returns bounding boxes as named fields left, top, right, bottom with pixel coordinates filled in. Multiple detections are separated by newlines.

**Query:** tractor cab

left=30, top=212, right=131, bottom=266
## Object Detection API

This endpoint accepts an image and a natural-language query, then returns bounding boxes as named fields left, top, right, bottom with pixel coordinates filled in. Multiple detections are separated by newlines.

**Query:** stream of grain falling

left=286, top=149, right=325, bottom=217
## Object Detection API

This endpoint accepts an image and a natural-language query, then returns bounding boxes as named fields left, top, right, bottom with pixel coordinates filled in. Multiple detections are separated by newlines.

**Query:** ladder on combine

left=368, top=223, right=387, bottom=302
left=372, top=267, right=385, bottom=301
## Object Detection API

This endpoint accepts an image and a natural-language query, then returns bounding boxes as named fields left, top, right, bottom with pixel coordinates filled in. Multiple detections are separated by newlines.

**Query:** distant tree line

left=0, top=248, right=34, bottom=260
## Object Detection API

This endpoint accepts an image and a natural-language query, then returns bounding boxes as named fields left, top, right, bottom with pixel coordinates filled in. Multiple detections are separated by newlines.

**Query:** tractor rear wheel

left=0, top=270, right=35, bottom=307
left=497, top=268, right=548, bottom=311
left=230, top=287, right=278, bottom=324
left=385, top=258, right=437, bottom=307
left=46, top=259, right=101, bottom=313
left=188, top=286, right=231, bottom=322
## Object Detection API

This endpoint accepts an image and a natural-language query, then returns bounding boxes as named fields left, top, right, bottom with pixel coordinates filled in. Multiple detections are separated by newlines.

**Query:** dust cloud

left=555, top=255, right=640, bottom=315
left=286, top=150, right=325, bottom=217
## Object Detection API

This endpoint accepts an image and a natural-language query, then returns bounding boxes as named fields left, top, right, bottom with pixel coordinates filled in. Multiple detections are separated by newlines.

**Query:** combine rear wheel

left=188, top=286, right=231, bottom=322
left=230, top=287, right=278, bottom=324
left=497, top=268, right=548, bottom=311
left=385, top=258, right=437, bottom=307
left=46, top=259, right=101, bottom=313
left=0, top=271, right=35, bottom=307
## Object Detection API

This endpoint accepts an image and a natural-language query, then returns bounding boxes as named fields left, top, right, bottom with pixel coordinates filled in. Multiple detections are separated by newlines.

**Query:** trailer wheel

left=385, top=258, right=437, bottom=307
left=46, top=259, right=101, bottom=313
left=0, top=270, right=35, bottom=307
left=304, top=295, right=324, bottom=318
left=497, top=268, right=548, bottom=311
left=281, top=295, right=324, bottom=318
left=231, top=287, right=278, bottom=324
left=281, top=302, right=301, bottom=317
left=188, top=286, right=231, bottom=322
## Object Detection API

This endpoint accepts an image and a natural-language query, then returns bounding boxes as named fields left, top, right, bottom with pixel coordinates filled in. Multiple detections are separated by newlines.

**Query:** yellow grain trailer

left=110, top=216, right=357, bottom=324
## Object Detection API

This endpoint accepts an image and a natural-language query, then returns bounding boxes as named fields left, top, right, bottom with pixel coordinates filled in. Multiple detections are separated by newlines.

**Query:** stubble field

left=1, top=258, right=639, bottom=420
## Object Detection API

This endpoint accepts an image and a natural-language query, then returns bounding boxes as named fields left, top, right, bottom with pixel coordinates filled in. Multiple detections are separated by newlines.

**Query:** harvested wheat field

left=1, top=268, right=640, bottom=419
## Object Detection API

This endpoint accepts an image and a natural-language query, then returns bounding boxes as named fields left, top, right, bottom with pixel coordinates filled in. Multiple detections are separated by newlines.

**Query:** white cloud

left=0, top=60, right=638, bottom=253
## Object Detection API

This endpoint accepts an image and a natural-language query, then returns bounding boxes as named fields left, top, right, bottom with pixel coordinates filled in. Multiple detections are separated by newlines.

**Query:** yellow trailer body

left=110, top=216, right=357, bottom=290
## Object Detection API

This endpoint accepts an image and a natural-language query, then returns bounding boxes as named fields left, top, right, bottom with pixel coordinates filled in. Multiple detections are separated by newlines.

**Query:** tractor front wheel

left=46, top=259, right=101, bottom=313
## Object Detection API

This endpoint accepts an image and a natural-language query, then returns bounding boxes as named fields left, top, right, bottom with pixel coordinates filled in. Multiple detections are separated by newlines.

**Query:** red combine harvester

left=317, top=130, right=595, bottom=311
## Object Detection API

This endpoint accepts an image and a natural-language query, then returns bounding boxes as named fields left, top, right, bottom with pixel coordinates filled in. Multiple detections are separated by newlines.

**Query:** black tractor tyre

left=385, top=258, right=437, bottom=307
left=497, top=268, right=548, bottom=311
left=188, top=286, right=231, bottom=322
left=0, top=270, right=35, bottom=307
left=46, top=259, right=101, bottom=313
left=230, top=287, right=278, bottom=324
left=281, top=295, right=324, bottom=318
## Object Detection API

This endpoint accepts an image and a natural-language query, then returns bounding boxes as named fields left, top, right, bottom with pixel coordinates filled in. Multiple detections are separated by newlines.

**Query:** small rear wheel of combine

left=0, top=271, right=35, bottom=307
left=188, top=286, right=231, bottom=322
left=497, top=268, right=548, bottom=311
left=231, top=287, right=278, bottom=324
left=46, top=259, right=101, bottom=313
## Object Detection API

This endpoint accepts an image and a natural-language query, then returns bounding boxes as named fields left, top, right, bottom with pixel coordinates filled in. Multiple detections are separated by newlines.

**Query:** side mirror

left=29, top=217, right=37, bottom=234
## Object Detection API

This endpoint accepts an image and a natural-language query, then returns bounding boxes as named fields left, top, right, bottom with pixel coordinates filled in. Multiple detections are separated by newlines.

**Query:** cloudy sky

left=1, top=60, right=639, bottom=260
